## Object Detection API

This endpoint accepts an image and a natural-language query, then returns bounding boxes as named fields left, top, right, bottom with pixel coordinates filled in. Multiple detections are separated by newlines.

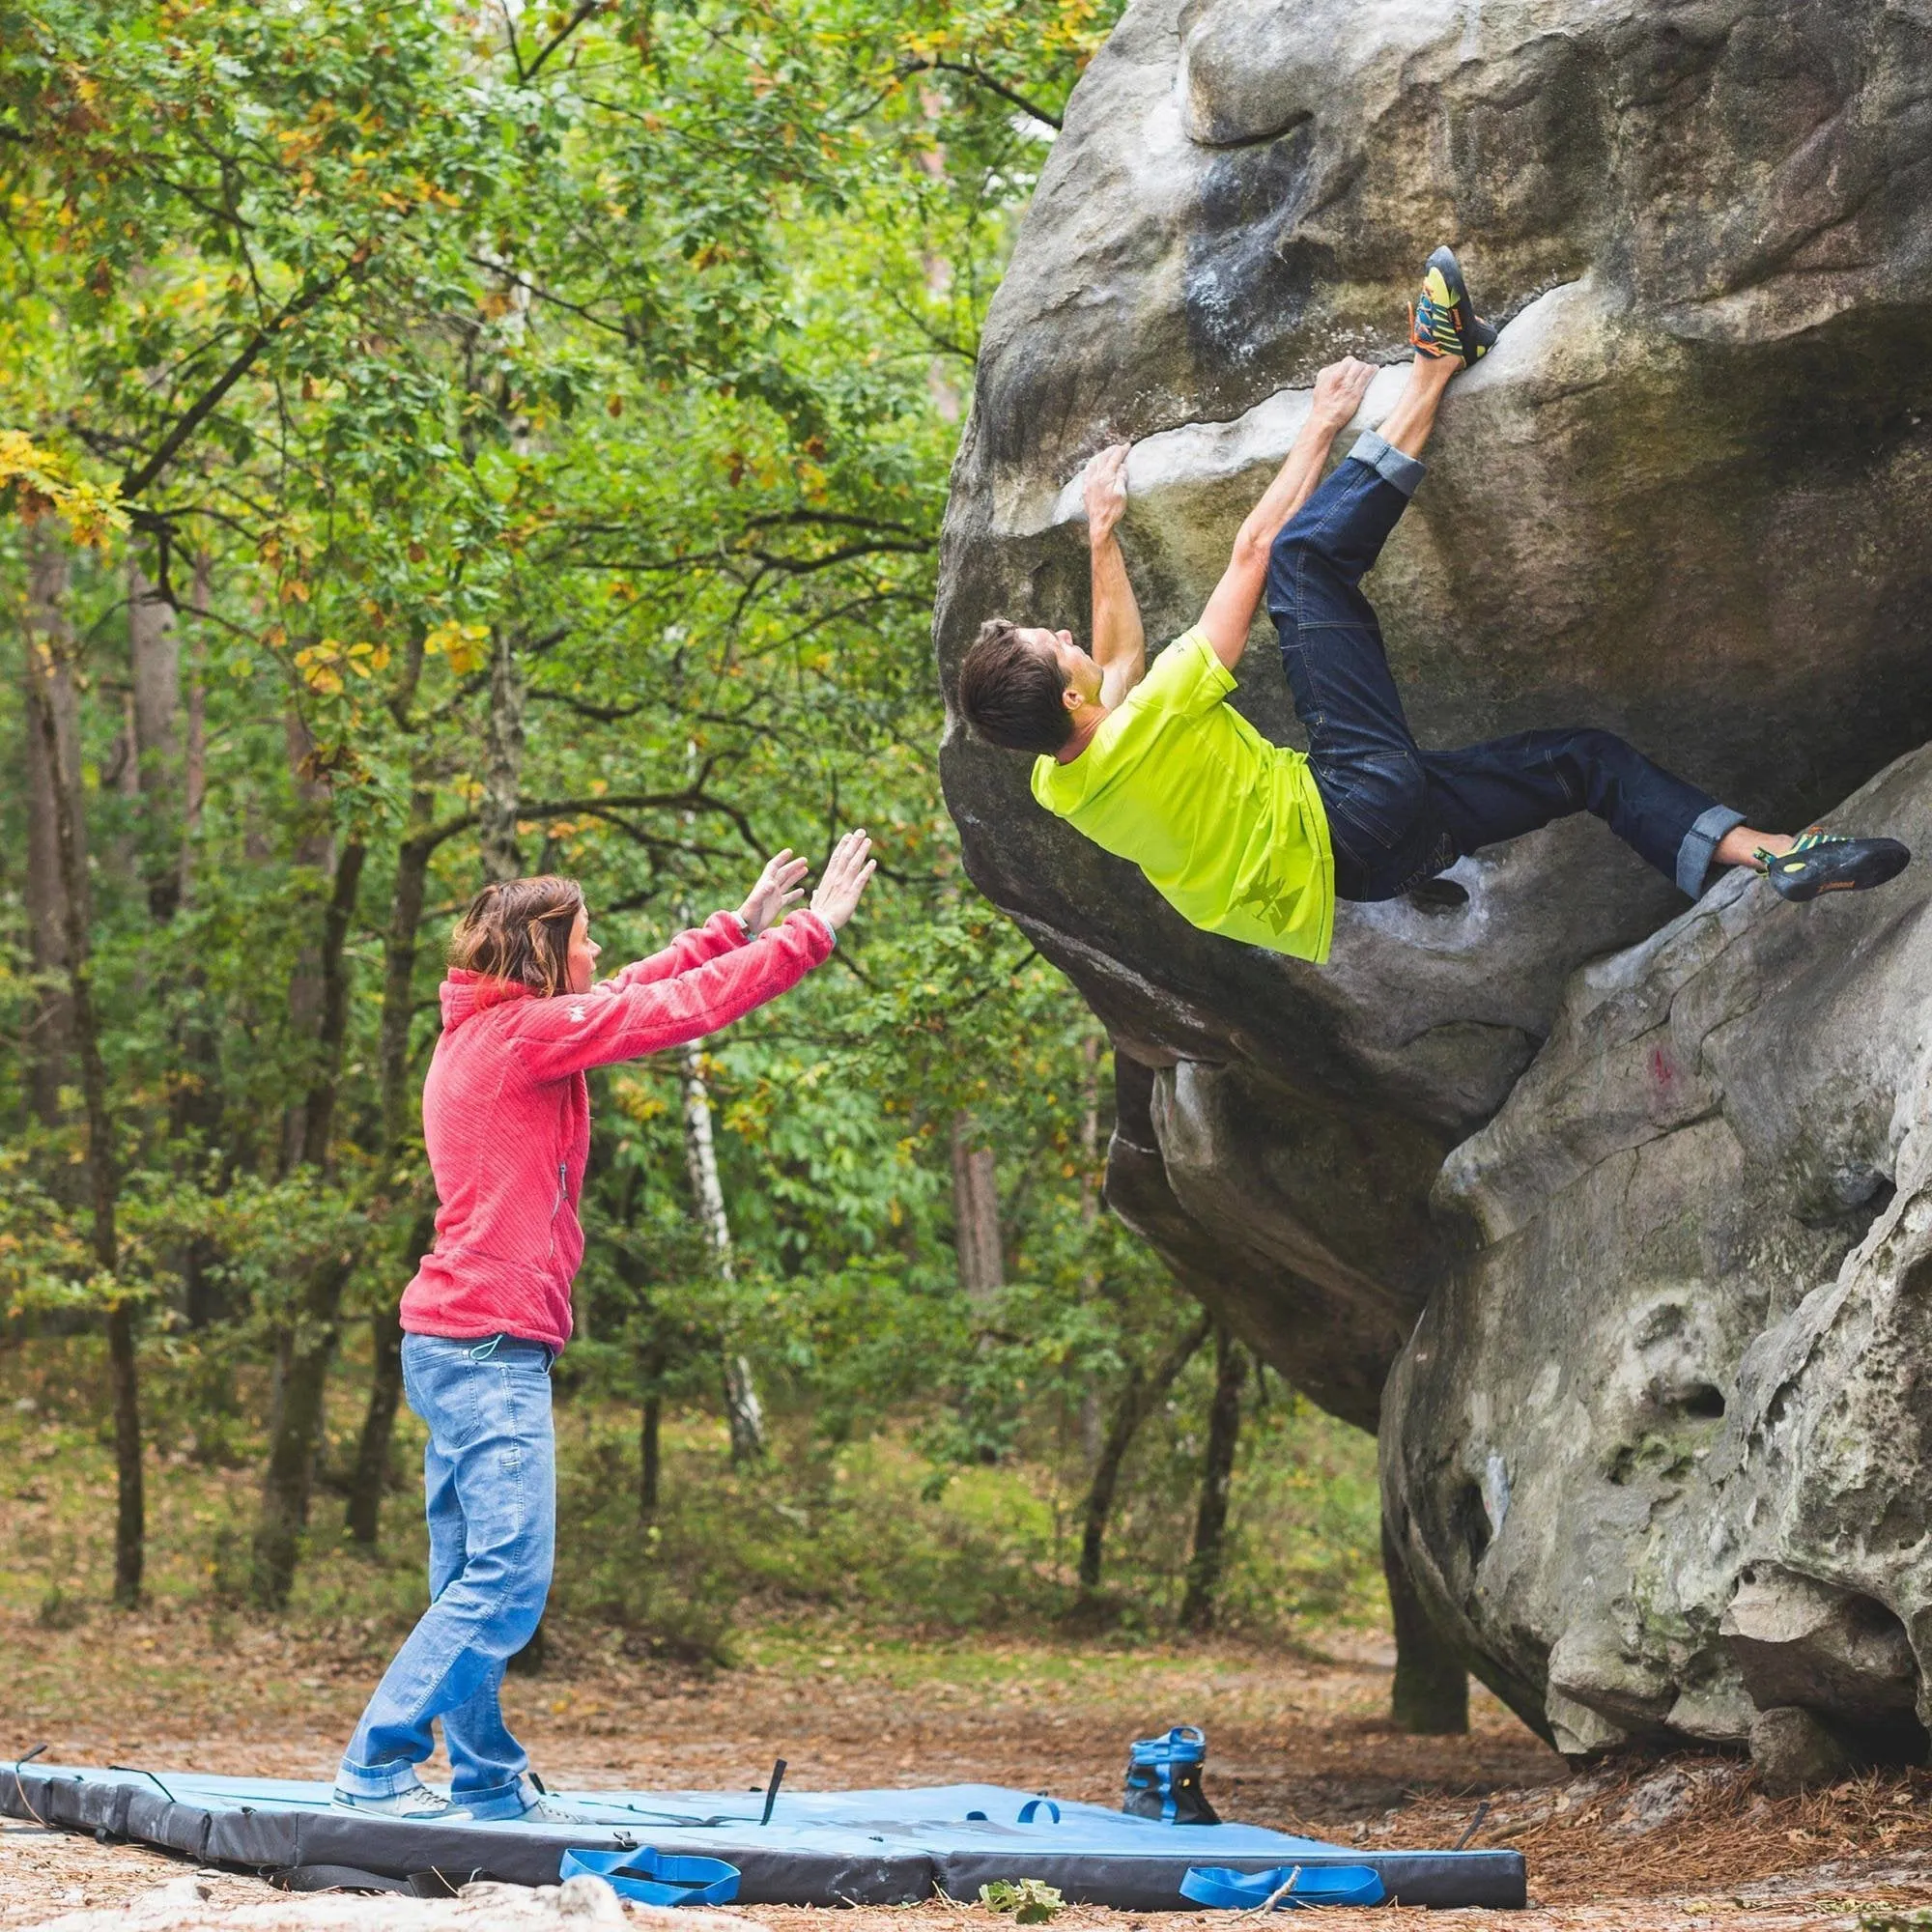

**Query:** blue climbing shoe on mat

left=1757, top=829, right=1910, bottom=902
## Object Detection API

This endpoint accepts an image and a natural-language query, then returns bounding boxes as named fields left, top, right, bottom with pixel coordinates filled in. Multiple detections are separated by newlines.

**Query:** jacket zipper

left=545, top=1161, right=567, bottom=1266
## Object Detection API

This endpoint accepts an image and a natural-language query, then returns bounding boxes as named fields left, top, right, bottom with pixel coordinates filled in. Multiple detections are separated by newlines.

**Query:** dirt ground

left=4, top=1607, right=1930, bottom=1931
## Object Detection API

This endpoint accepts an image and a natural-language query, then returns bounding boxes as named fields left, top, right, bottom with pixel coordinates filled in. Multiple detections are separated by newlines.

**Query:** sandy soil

left=4, top=1607, right=1929, bottom=1930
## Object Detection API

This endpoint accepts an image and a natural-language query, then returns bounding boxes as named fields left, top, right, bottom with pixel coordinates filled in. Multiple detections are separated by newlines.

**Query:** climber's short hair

left=957, top=616, right=1072, bottom=753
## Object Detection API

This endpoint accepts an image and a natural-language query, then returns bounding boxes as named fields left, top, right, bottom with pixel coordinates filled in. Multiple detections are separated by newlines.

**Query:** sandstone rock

left=1722, top=1568, right=1919, bottom=1734
left=936, top=0, right=1932, bottom=1747
left=1383, top=741, right=1932, bottom=1755
left=1749, top=1708, right=1853, bottom=1798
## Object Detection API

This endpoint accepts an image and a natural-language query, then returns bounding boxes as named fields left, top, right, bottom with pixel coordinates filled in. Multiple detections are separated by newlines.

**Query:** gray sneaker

left=466, top=1773, right=592, bottom=1825
left=332, top=1783, right=471, bottom=1821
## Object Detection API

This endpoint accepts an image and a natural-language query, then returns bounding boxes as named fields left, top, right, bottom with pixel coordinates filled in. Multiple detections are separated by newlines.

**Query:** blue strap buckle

left=559, top=1846, right=741, bottom=1907
left=1179, top=1864, right=1385, bottom=1911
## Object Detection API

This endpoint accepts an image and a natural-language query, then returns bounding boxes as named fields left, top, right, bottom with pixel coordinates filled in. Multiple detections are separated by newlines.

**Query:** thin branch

left=896, top=58, right=1064, bottom=131
left=526, top=0, right=605, bottom=78
left=119, top=255, right=363, bottom=499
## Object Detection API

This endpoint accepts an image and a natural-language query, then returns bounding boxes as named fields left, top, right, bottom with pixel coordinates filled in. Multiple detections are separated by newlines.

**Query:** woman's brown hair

left=448, top=875, right=584, bottom=997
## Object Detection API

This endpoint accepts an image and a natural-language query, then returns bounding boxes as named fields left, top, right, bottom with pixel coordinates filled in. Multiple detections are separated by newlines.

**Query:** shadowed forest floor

left=6, top=1611, right=1932, bottom=1930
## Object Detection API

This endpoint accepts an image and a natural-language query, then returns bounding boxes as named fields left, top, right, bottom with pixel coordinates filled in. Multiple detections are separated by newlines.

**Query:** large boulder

left=1383, top=743, right=1932, bottom=1757
left=934, top=0, right=1932, bottom=1742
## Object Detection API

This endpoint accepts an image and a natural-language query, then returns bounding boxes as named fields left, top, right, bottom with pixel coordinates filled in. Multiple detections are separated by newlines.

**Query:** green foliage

left=0, top=0, right=1384, bottom=1650
left=0, top=1340, right=1383, bottom=1647
left=980, top=1881, right=1067, bottom=1922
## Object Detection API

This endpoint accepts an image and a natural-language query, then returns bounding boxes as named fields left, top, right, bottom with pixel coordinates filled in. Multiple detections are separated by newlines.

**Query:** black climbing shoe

left=1756, top=829, right=1912, bottom=902
left=1408, top=245, right=1498, bottom=366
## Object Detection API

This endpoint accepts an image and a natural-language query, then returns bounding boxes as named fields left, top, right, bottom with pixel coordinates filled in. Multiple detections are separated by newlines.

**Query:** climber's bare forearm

left=1198, top=358, right=1378, bottom=668
left=1091, top=529, right=1147, bottom=705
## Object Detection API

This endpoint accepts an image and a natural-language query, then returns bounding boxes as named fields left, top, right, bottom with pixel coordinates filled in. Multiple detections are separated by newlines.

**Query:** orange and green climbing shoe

left=1408, top=245, right=1498, bottom=365
left=1757, top=828, right=1911, bottom=902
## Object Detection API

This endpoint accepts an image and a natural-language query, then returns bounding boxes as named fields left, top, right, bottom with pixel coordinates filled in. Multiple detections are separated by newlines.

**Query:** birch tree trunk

left=479, top=625, right=526, bottom=882
left=679, top=1037, right=764, bottom=1463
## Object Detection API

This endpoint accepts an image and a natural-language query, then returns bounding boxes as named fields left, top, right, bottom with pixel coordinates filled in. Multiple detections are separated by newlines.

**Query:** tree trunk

left=251, top=1251, right=355, bottom=1605
left=1076, top=1035, right=1105, bottom=1464
left=678, top=1037, right=763, bottom=1462
left=298, top=839, right=367, bottom=1171
left=179, top=555, right=210, bottom=906
left=1179, top=1325, right=1246, bottom=1634
left=172, top=563, right=223, bottom=1324
left=279, top=711, right=334, bottom=1172
left=950, top=1113, right=1003, bottom=1308
left=345, top=1292, right=408, bottom=1548
left=479, top=626, right=525, bottom=882
left=251, top=841, right=366, bottom=1606
left=345, top=796, right=438, bottom=1548
left=1077, top=1310, right=1210, bottom=1594
left=639, top=1339, right=667, bottom=1521
left=1385, top=1519, right=1470, bottom=1733
left=128, top=557, right=182, bottom=921
left=24, top=533, right=142, bottom=1608
left=21, top=554, right=82, bottom=1128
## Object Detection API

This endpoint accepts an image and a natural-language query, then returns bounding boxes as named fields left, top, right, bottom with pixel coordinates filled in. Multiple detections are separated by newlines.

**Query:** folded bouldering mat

left=0, top=1766, right=1525, bottom=1909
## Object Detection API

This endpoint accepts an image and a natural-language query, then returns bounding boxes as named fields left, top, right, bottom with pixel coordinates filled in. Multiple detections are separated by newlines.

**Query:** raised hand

left=1309, top=356, right=1378, bottom=432
left=1082, top=442, right=1130, bottom=545
left=736, top=849, right=810, bottom=935
left=809, top=829, right=876, bottom=933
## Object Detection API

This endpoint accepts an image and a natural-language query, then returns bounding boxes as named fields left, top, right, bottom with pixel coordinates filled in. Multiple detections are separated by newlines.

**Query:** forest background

left=0, top=0, right=1381, bottom=1675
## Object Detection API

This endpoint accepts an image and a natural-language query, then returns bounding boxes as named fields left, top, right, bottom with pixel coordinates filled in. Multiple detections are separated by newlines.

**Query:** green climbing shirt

left=1031, top=628, right=1335, bottom=962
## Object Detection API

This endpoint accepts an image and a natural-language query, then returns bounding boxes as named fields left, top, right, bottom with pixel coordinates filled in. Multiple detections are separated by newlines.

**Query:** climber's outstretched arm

left=1197, top=357, right=1378, bottom=670
left=1082, top=443, right=1147, bottom=708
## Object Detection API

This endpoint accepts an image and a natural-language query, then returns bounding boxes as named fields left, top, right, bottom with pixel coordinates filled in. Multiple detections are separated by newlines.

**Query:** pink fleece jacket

left=399, top=908, right=835, bottom=1352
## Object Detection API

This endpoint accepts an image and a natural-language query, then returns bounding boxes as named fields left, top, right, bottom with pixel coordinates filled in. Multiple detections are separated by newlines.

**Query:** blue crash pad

left=0, top=1766, right=1524, bottom=1909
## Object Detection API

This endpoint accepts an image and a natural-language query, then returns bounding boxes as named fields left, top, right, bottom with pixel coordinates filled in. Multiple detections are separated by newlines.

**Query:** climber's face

left=1019, top=626, right=1101, bottom=709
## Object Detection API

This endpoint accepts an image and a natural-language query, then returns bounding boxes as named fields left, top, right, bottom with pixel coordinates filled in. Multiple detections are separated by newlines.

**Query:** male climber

left=954, top=248, right=1910, bottom=962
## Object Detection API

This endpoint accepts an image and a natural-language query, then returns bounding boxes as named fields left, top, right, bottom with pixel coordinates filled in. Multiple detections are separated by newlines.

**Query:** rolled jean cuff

left=1348, top=430, right=1427, bottom=498
left=334, top=1754, right=427, bottom=1800
left=1676, top=803, right=1747, bottom=899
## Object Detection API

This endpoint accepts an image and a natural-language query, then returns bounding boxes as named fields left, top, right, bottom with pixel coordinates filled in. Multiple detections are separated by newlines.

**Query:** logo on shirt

left=568, top=1002, right=587, bottom=1023
left=1236, top=870, right=1298, bottom=935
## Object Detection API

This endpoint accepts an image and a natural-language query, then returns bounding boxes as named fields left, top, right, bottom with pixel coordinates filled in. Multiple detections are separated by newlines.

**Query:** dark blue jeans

left=1266, top=433, right=1744, bottom=904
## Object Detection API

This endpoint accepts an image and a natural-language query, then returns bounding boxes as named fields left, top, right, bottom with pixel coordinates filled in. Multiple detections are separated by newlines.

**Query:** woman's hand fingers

left=809, top=831, right=874, bottom=930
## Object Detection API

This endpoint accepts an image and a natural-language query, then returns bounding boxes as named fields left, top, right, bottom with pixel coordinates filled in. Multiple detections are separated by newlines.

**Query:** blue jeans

left=1266, top=433, right=1744, bottom=903
left=336, top=1333, right=555, bottom=1812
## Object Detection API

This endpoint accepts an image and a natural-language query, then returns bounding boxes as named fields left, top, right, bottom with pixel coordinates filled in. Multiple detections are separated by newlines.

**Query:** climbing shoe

left=1756, top=829, right=1911, bottom=902
left=1123, top=1725, right=1220, bottom=1825
left=331, top=1782, right=470, bottom=1821
left=1408, top=245, right=1498, bottom=366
